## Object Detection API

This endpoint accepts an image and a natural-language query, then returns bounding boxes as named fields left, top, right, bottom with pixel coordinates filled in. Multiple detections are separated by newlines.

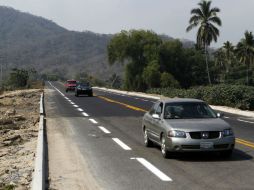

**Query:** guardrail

left=31, top=92, right=46, bottom=190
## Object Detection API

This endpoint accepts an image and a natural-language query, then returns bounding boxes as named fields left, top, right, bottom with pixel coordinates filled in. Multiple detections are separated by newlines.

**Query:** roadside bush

left=148, top=85, right=254, bottom=110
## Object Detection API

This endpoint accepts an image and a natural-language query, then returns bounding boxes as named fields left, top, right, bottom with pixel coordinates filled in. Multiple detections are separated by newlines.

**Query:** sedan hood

left=164, top=118, right=231, bottom=132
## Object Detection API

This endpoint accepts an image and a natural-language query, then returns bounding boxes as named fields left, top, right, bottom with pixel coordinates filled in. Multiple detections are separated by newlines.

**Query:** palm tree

left=235, top=31, right=254, bottom=85
left=213, top=48, right=226, bottom=83
left=186, top=0, right=222, bottom=85
left=223, top=41, right=234, bottom=73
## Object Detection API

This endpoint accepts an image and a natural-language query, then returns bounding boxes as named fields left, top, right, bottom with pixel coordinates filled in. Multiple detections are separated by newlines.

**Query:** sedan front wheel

left=144, top=129, right=153, bottom=147
left=161, top=135, right=169, bottom=158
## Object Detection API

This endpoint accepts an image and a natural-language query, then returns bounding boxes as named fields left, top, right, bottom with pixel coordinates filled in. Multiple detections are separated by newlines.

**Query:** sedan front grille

left=189, top=131, right=220, bottom=139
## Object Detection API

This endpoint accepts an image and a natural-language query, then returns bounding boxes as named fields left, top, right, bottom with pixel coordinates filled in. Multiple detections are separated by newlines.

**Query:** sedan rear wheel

left=161, top=135, right=169, bottom=158
left=144, top=129, right=152, bottom=147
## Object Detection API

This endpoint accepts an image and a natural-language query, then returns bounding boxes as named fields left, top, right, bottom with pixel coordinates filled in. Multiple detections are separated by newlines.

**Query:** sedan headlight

left=222, top=129, right=234, bottom=137
left=168, top=130, right=186, bottom=138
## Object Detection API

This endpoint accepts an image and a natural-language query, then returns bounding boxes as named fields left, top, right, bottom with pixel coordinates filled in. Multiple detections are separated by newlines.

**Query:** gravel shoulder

left=0, top=89, right=42, bottom=190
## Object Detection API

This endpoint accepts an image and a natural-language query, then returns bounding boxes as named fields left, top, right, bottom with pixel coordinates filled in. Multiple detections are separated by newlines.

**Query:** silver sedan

left=142, top=98, right=235, bottom=158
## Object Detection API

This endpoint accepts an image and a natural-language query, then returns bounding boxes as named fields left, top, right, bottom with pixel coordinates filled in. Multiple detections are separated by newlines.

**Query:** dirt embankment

left=0, top=89, right=42, bottom=190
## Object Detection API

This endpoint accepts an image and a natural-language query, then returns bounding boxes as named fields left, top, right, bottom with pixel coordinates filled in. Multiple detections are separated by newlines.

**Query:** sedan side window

left=155, top=102, right=163, bottom=116
left=149, top=102, right=159, bottom=115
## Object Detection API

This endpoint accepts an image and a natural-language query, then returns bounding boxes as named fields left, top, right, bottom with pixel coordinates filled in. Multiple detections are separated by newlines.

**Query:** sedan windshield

left=67, top=81, right=76, bottom=84
left=78, top=83, right=90, bottom=88
left=164, top=102, right=217, bottom=119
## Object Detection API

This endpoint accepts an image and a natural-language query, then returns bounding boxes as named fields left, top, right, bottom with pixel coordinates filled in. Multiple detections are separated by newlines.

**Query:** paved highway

left=46, top=81, right=254, bottom=190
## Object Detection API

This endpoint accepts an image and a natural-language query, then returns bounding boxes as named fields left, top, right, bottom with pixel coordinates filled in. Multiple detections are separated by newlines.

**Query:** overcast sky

left=0, top=0, right=253, bottom=47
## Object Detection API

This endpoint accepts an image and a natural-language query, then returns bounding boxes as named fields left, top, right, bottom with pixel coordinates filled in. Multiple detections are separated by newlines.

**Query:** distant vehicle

left=65, top=80, right=77, bottom=92
left=75, top=82, right=93, bottom=97
left=142, top=98, right=235, bottom=158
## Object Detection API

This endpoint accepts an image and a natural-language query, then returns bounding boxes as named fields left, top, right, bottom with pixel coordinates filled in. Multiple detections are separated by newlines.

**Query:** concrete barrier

left=31, top=93, right=45, bottom=190
left=94, top=87, right=254, bottom=118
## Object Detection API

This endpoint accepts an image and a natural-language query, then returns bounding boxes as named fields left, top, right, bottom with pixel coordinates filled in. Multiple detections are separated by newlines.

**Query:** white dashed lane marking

left=112, top=138, right=132, bottom=150
left=77, top=108, right=84, bottom=112
left=98, top=126, right=111, bottom=134
left=82, top=112, right=89, bottom=117
left=73, top=105, right=78, bottom=108
left=237, top=119, right=254, bottom=124
left=131, top=157, right=172, bottom=182
left=89, top=118, right=98, bottom=124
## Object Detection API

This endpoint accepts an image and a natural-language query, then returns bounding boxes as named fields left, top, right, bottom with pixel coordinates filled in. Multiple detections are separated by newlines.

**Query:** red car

left=65, top=80, right=77, bottom=92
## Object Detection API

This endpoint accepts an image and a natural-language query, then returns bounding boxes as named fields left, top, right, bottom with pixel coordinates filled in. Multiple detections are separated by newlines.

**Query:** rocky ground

left=0, top=89, right=42, bottom=190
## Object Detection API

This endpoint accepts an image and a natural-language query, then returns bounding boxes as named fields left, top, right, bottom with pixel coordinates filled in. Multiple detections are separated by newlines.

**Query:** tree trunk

left=205, top=45, right=212, bottom=85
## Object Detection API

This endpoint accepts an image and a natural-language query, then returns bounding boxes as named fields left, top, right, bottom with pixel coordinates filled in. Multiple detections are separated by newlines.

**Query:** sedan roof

left=160, top=98, right=205, bottom=104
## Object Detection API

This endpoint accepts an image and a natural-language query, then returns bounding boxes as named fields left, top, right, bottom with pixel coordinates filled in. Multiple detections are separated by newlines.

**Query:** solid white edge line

left=89, top=118, right=98, bottom=124
left=237, top=119, right=254, bottom=124
left=98, top=126, right=111, bottom=134
left=73, top=105, right=78, bottom=108
left=131, top=158, right=172, bottom=182
left=82, top=112, right=89, bottom=117
left=77, top=108, right=84, bottom=112
left=112, top=138, right=131, bottom=150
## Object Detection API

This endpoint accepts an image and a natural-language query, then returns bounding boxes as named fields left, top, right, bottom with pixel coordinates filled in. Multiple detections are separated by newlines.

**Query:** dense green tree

left=235, top=31, right=254, bottom=85
left=108, top=30, right=162, bottom=91
left=186, top=0, right=222, bottom=85
left=160, top=72, right=180, bottom=88
left=8, top=68, right=29, bottom=88
left=142, top=60, right=161, bottom=88
left=223, top=41, right=235, bottom=72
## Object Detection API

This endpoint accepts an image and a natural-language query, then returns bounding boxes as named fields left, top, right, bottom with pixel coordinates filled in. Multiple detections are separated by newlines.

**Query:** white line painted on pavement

left=112, top=138, right=131, bottom=150
left=98, top=126, right=111, bottom=134
left=82, top=112, right=89, bottom=117
left=224, top=116, right=230, bottom=119
left=131, top=157, right=172, bottom=182
left=237, top=119, right=254, bottom=124
left=89, top=119, right=98, bottom=124
left=77, top=108, right=84, bottom=112
left=73, top=105, right=78, bottom=108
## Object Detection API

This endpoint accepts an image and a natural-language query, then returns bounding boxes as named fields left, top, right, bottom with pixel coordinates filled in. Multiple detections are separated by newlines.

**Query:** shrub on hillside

left=148, top=85, right=254, bottom=110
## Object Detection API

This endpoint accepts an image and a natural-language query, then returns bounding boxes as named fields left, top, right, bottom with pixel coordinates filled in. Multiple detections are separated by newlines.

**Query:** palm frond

left=210, top=7, right=220, bottom=13
left=190, top=8, right=204, bottom=17
left=189, top=15, right=201, bottom=24
left=186, top=23, right=198, bottom=32
left=208, top=16, right=222, bottom=26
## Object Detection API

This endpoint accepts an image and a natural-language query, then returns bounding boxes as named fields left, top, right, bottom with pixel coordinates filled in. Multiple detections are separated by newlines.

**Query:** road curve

left=46, top=81, right=254, bottom=190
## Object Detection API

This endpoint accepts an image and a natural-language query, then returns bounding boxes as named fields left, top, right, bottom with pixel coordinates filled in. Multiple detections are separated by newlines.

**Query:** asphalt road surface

left=46, top=81, right=254, bottom=190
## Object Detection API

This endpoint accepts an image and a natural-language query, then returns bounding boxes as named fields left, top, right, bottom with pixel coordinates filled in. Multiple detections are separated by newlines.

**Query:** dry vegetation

left=0, top=89, right=42, bottom=190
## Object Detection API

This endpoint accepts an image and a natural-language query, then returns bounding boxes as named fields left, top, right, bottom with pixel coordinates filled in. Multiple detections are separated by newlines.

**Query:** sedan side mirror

left=217, top=112, right=224, bottom=118
left=152, top=114, right=160, bottom=119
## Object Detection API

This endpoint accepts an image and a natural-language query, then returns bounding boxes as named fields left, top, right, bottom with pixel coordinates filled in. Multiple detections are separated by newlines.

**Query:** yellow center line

left=97, top=95, right=254, bottom=149
left=98, top=95, right=147, bottom=112
left=236, top=138, right=254, bottom=148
